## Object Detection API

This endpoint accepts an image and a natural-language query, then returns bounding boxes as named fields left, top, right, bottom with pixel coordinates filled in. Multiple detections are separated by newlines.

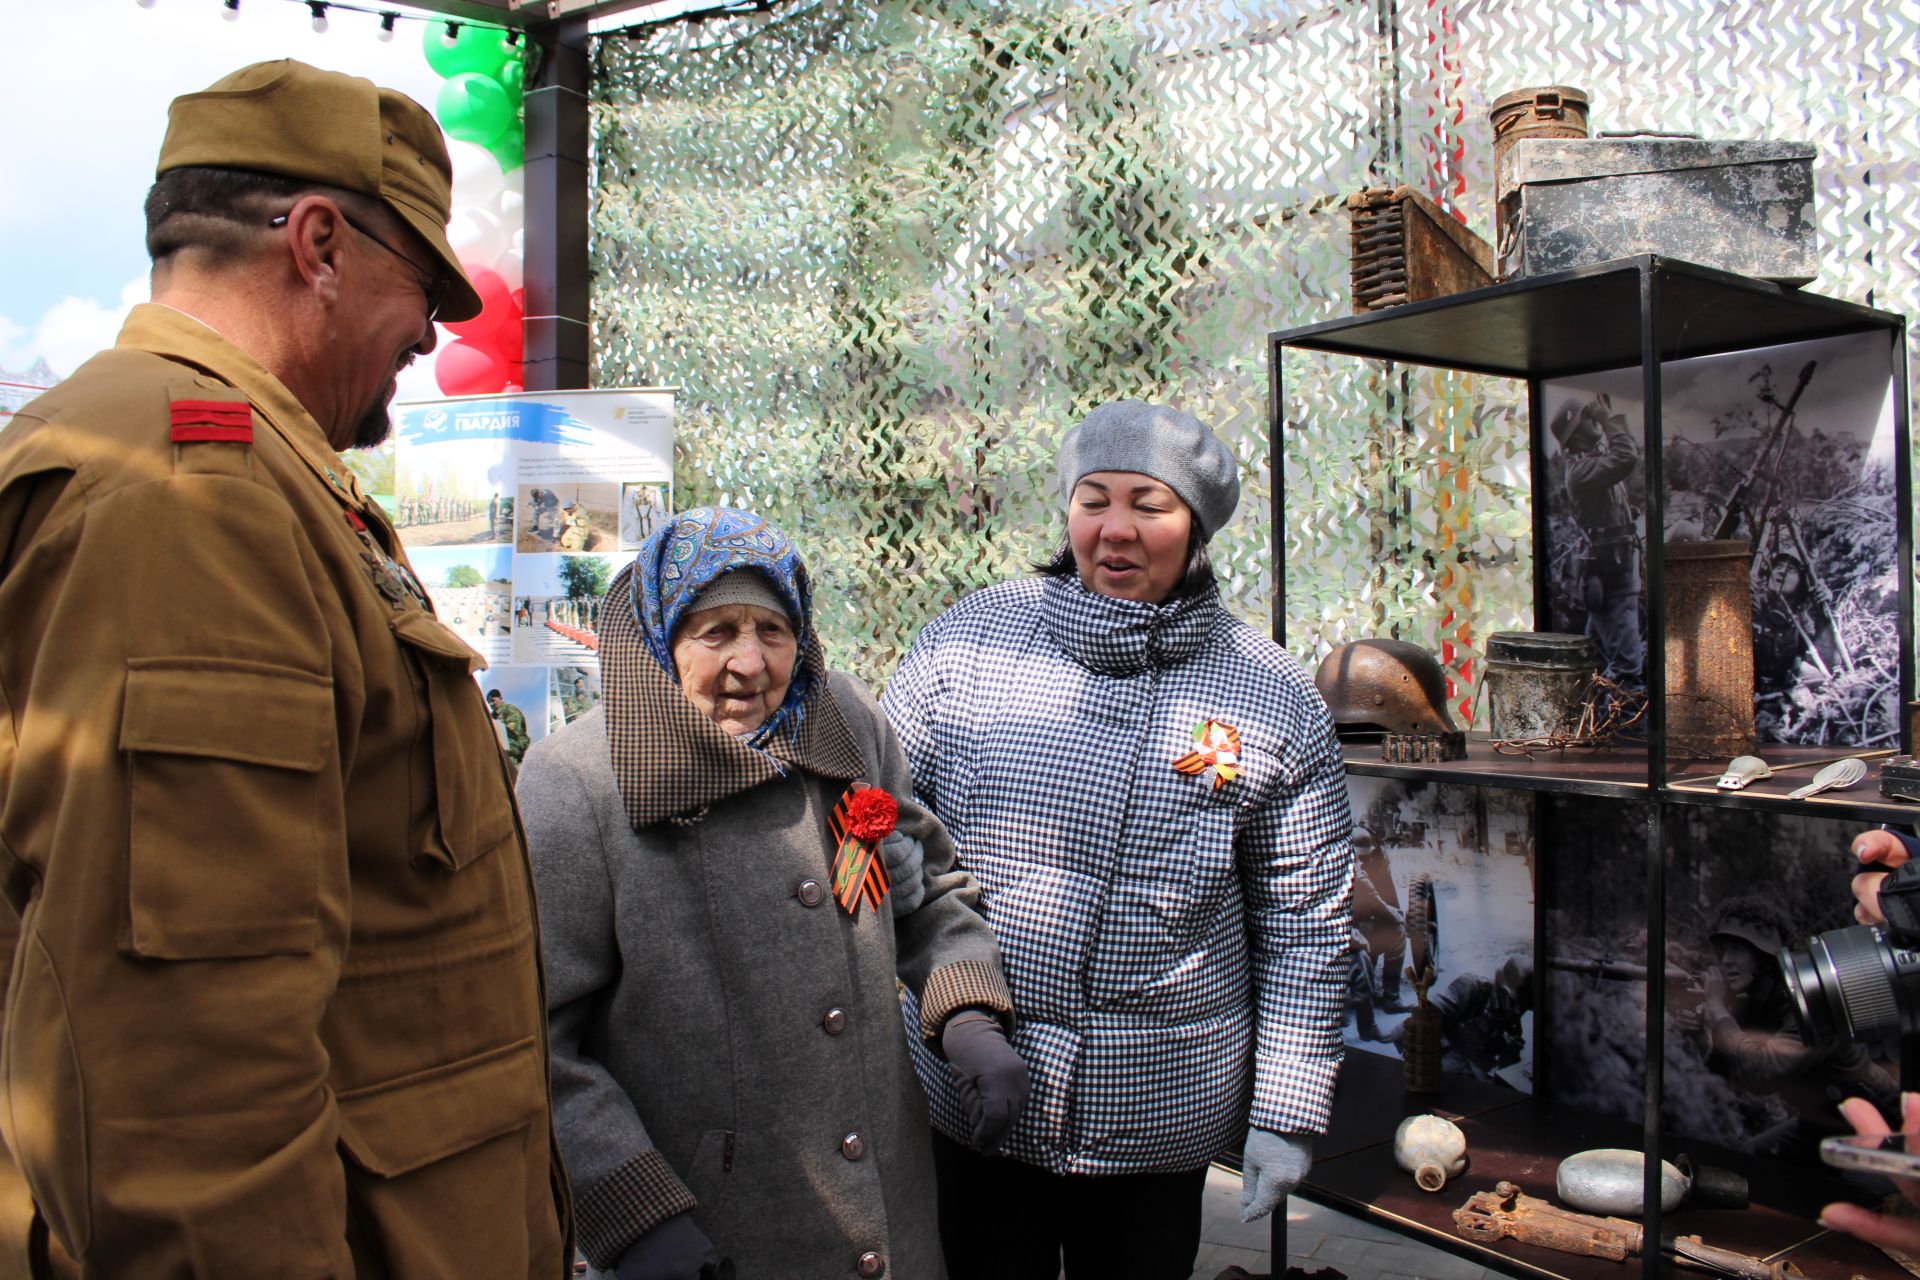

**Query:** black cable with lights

left=140, top=0, right=529, bottom=45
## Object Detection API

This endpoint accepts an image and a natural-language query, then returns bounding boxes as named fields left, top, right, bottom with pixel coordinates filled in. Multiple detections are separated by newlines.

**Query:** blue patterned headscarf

left=630, top=506, right=817, bottom=743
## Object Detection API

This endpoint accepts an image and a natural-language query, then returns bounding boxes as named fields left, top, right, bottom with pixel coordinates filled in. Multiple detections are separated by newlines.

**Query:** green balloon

left=436, top=73, right=516, bottom=148
left=487, top=128, right=524, bottom=174
left=422, top=21, right=513, bottom=81
left=496, top=57, right=525, bottom=107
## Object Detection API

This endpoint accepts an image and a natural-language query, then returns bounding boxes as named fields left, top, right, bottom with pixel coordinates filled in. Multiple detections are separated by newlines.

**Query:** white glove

left=1240, top=1128, right=1312, bottom=1222
left=880, top=831, right=926, bottom=917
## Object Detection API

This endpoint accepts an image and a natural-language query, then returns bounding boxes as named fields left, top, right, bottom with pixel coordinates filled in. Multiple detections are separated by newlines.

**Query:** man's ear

left=280, top=194, right=348, bottom=305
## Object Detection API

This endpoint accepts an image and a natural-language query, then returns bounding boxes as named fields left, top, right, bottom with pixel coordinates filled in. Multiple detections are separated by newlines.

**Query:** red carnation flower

left=845, top=787, right=898, bottom=842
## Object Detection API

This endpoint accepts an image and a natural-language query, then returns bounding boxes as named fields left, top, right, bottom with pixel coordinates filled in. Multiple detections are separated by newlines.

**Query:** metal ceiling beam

left=394, top=0, right=697, bottom=25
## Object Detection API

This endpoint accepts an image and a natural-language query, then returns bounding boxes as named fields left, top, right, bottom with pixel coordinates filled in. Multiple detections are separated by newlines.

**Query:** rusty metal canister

left=1484, top=631, right=1594, bottom=739
left=1664, top=539, right=1756, bottom=756
left=1490, top=85, right=1590, bottom=171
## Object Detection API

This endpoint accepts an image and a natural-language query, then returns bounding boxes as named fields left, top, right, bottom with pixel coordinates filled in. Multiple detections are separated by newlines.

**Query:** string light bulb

left=503, top=29, right=520, bottom=47
left=306, top=1, right=327, bottom=31
left=135, top=0, right=157, bottom=9
left=441, top=20, right=460, bottom=46
left=220, top=0, right=240, bottom=19
left=377, top=10, right=397, bottom=40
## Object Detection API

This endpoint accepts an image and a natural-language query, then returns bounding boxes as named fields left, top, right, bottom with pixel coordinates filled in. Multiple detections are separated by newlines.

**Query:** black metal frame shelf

left=1270, top=255, right=1913, bottom=1279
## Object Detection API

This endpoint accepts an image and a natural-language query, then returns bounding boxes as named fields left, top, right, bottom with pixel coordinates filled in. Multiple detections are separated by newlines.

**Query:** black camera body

left=1780, top=857, right=1920, bottom=1045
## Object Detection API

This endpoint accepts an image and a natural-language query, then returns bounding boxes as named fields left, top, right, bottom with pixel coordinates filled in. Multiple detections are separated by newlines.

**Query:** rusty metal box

left=1496, top=138, right=1817, bottom=284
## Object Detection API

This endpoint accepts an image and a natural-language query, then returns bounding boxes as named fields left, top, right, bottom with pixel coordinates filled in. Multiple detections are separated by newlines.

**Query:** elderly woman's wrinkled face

left=671, top=603, right=798, bottom=736
left=1068, top=471, right=1193, bottom=604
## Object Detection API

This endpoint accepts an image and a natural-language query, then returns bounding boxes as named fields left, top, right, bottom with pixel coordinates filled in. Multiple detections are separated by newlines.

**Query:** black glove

left=941, top=1010, right=1030, bottom=1153
left=614, top=1213, right=719, bottom=1280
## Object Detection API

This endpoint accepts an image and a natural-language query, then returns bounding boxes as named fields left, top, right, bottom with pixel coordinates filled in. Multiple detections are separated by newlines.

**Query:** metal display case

left=1268, top=255, right=1913, bottom=1278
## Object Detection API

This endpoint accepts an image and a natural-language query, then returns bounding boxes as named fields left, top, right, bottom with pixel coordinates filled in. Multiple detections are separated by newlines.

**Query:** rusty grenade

left=1402, top=965, right=1443, bottom=1094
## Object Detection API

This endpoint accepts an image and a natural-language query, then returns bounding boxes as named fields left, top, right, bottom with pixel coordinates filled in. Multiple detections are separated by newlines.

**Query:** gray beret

left=1056, top=399, right=1240, bottom=539
left=685, top=569, right=790, bottom=620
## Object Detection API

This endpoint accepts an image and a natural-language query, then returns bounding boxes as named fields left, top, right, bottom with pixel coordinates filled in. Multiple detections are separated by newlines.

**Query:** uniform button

left=841, top=1132, right=865, bottom=1160
left=856, top=1252, right=885, bottom=1277
left=823, top=1008, right=848, bottom=1035
left=797, top=879, right=825, bottom=907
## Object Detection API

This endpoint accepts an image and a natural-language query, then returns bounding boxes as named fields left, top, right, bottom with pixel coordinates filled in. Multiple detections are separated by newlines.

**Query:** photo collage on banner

left=384, top=389, right=675, bottom=765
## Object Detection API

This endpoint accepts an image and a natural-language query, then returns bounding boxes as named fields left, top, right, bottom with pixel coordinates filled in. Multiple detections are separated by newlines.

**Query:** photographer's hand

left=1852, top=830, right=1915, bottom=925
left=1820, top=1094, right=1920, bottom=1252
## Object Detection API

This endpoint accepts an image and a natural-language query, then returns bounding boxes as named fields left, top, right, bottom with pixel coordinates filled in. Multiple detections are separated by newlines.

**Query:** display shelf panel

left=1273, top=256, right=1902, bottom=381
left=1297, top=1053, right=1903, bottom=1280
left=1343, top=739, right=1919, bottom=824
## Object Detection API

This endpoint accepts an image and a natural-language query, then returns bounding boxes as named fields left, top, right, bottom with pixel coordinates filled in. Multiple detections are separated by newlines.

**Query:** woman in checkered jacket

left=882, top=401, right=1356, bottom=1279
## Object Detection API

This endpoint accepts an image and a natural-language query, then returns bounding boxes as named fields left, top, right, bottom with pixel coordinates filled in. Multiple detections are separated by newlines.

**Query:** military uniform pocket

left=391, top=611, right=517, bottom=872
left=119, top=658, right=333, bottom=959
left=336, top=1035, right=546, bottom=1177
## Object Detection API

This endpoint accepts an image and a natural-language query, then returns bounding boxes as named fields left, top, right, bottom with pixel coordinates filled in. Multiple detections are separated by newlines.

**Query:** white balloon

left=496, top=187, right=524, bottom=227
left=511, top=228, right=525, bottom=259
left=446, top=139, right=504, bottom=208
left=492, top=250, right=524, bottom=291
left=447, top=207, right=508, bottom=270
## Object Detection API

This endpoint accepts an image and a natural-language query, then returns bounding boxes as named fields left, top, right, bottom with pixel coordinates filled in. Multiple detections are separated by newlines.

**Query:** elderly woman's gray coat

left=521, top=675, right=1010, bottom=1280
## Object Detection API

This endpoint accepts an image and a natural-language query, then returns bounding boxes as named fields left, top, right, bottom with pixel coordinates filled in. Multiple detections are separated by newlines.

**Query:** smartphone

left=1820, top=1132, right=1920, bottom=1177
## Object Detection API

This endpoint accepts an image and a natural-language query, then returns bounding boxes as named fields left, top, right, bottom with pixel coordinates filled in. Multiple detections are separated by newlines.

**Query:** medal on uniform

left=829, top=785, right=896, bottom=915
left=1173, top=719, right=1241, bottom=791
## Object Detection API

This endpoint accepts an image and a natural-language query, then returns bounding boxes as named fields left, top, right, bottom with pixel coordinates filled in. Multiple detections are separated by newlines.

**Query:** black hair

left=1034, top=526, right=1216, bottom=597
left=144, top=166, right=315, bottom=265
left=486, top=689, right=502, bottom=699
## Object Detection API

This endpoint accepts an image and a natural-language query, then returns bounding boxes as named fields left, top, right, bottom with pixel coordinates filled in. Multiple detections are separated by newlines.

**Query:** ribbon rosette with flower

left=1173, top=719, right=1241, bottom=791
left=830, top=785, right=897, bottom=914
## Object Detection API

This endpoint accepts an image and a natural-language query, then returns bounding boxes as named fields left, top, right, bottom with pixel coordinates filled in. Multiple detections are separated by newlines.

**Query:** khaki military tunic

left=0, top=304, right=571, bottom=1277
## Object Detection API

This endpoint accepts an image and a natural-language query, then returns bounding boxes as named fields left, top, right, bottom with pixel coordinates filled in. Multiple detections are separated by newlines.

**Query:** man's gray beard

left=349, top=401, right=393, bottom=451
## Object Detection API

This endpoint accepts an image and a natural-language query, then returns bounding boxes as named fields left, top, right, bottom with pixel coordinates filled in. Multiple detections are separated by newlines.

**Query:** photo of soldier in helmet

left=1549, top=392, right=1644, bottom=691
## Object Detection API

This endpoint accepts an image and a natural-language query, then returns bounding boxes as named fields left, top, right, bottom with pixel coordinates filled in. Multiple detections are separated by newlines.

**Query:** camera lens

left=1779, top=924, right=1920, bottom=1045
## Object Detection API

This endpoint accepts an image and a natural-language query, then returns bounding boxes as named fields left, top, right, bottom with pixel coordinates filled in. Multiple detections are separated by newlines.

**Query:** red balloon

left=445, top=267, right=516, bottom=341
left=435, top=338, right=509, bottom=396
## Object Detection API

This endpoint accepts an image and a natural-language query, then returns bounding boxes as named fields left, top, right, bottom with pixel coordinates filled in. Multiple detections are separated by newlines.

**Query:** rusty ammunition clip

left=1666, top=1235, right=1805, bottom=1279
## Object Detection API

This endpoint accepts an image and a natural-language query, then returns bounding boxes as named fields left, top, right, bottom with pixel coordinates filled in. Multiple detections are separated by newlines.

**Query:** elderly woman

left=882, top=401, right=1354, bottom=1278
left=520, top=507, right=1027, bottom=1280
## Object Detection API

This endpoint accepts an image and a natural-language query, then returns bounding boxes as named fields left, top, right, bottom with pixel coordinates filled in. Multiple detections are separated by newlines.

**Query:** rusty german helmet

left=1314, top=639, right=1459, bottom=736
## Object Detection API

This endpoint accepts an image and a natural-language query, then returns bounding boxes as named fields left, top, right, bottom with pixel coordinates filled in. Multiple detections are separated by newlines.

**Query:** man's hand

left=1852, top=830, right=1912, bottom=925
left=1820, top=1094, right=1920, bottom=1254
left=1240, top=1129, right=1312, bottom=1222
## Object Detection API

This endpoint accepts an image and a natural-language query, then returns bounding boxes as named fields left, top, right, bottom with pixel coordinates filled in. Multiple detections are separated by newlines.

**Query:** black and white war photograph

left=1341, top=777, right=1536, bottom=1093
left=1542, top=330, right=1899, bottom=745
left=1544, top=795, right=1899, bottom=1166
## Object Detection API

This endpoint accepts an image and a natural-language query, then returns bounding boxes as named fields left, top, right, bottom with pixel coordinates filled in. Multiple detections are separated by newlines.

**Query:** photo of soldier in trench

left=1545, top=796, right=1901, bottom=1164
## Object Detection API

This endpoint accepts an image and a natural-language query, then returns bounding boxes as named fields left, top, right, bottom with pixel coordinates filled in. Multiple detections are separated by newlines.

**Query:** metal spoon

left=1716, top=756, right=1772, bottom=790
left=1786, top=757, right=1867, bottom=800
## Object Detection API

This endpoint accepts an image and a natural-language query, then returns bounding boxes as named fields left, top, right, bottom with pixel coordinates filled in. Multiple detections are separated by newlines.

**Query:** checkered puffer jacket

left=883, top=574, right=1354, bottom=1176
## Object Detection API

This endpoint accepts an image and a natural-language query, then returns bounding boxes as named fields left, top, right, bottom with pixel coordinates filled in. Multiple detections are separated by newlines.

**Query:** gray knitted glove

left=1240, top=1128, right=1312, bottom=1222
left=941, top=1010, right=1030, bottom=1153
left=880, top=831, right=927, bottom=916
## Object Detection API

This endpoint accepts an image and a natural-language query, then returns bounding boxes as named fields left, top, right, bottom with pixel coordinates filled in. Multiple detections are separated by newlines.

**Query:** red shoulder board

left=169, top=390, right=253, bottom=444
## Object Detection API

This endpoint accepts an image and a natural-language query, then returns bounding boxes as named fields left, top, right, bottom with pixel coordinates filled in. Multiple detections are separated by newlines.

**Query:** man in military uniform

left=0, top=61, right=570, bottom=1275
left=1553, top=393, right=1644, bottom=689
left=489, top=689, right=532, bottom=765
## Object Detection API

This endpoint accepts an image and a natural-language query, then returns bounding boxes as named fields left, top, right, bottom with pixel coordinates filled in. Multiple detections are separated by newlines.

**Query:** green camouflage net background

left=591, top=1, right=1919, bottom=714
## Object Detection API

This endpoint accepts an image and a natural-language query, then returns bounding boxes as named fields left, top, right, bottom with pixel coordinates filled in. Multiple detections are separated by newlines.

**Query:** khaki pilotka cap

left=156, top=58, right=484, bottom=322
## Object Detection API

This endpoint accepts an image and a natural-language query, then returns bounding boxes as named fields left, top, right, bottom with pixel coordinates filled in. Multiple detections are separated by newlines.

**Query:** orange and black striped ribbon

left=829, top=787, right=891, bottom=915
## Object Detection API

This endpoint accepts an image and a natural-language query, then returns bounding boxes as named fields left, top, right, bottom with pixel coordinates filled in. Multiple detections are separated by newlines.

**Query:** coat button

left=841, top=1132, right=865, bottom=1160
left=797, top=879, right=825, bottom=907
left=823, top=1008, right=848, bottom=1035
left=856, top=1252, right=885, bottom=1277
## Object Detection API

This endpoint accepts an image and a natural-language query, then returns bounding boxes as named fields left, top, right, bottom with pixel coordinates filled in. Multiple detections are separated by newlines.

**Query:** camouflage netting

left=590, top=1, right=1920, bottom=709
